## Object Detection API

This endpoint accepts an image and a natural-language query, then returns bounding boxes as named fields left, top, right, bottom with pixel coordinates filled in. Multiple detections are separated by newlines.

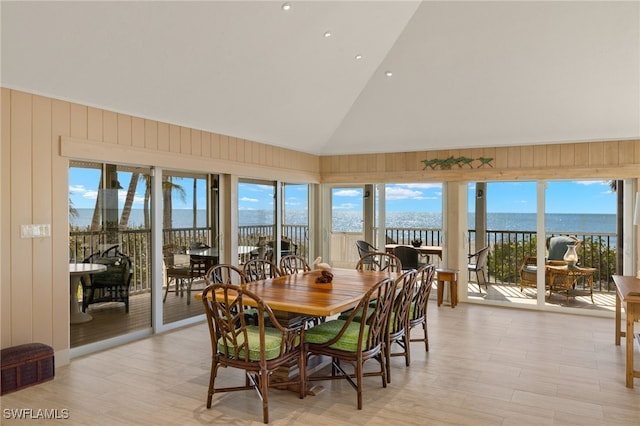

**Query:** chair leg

left=403, top=332, right=411, bottom=367
left=261, top=367, right=269, bottom=423
left=385, top=338, right=392, bottom=383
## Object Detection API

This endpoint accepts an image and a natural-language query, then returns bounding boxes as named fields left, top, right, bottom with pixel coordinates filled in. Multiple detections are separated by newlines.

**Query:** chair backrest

left=355, top=252, right=402, bottom=272
left=393, top=246, right=419, bottom=270
left=191, top=254, right=215, bottom=277
left=389, top=269, right=418, bottom=336
left=334, top=277, right=397, bottom=352
left=410, top=264, right=435, bottom=324
left=205, top=264, right=247, bottom=286
left=355, top=240, right=377, bottom=258
left=83, top=249, right=133, bottom=288
left=243, top=259, right=281, bottom=281
left=475, top=246, right=490, bottom=269
left=202, top=283, right=301, bottom=363
left=547, top=235, right=581, bottom=261
left=279, top=255, right=311, bottom=275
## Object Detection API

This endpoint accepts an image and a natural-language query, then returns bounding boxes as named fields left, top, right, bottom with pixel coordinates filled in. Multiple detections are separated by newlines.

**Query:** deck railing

left=70, top=225, right=309, bottom=293
left=70, top=226, right=615, bottom=294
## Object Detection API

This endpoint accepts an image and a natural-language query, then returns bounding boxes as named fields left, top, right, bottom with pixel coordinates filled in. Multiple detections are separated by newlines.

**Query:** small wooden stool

left=436, top=268, right=459, bottom=308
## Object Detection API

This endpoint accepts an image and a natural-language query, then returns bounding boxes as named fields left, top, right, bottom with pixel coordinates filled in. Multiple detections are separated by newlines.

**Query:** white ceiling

left=2, top=1, right=639, bottom=155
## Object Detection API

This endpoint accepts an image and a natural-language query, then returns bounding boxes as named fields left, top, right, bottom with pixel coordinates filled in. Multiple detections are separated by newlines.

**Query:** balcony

left=69, top=225, right=617, bottom=349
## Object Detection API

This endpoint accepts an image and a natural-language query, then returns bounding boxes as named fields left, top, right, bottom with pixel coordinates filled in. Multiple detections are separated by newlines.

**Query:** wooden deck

left=71, top=279, right=207, bottom=348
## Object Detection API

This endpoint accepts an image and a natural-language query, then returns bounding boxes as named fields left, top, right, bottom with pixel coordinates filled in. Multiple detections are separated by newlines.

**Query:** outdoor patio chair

left=519, top=235, right=582, bottom=291
left=393, top=245, right=423, bottom=270
left=81, top=248, right=133, bottom=313
left=468, top=246, right=490, bottom=293
left=202, top=282, right=306, bottom=423
left=356, top=240, right=377, bottom=259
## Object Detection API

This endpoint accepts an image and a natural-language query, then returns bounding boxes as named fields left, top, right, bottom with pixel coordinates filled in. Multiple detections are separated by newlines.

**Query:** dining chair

left=243, top=258, right=281, bottom=281
left=385, top=268, right=418, bottom=382
left=202, top=282, right=306, bottom=424
left=304, top=276, right=397, bottom=410
left=408, top=264, right=435, bottom=352
left=355, top=252, right=402, bottom=272
left=279, top=255, right=311, bottom=275
left=205, top=263, right=247, bottom=286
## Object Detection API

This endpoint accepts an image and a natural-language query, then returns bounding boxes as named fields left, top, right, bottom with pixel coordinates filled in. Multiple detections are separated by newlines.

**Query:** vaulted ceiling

left=2, top=1, right=639, bottom=155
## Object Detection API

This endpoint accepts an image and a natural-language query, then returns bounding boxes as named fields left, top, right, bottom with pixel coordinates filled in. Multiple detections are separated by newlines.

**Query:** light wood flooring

left=4, top=302, right=640, bottom=425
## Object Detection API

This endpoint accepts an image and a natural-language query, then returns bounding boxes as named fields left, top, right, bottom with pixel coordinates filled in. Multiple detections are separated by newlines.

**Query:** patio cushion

left=522, top=265, right=538, bottom=274
left=548, top=236, right=577, bottom=261
left=217, top=325, right=284, bottom=361
left=304, top=319, right=368, bottom=352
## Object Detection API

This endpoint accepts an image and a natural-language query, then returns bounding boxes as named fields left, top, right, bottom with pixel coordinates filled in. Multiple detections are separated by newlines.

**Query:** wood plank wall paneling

left=1, top=88, right=11, bottom=348
left=32, top=95, right=54, bottom=344
left=51, top=98, right=72, bottom=353
left=10, top=91, right=34, bottom=343
left=1, top=88, right=321, bottom=355
left=319, top=140, right=640, bottom=183
left=132, top=117, right=145, bottom=148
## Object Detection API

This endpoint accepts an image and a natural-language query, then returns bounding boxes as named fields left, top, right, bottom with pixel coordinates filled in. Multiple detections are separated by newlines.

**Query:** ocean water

left=70, top=208, right=616, bottom=234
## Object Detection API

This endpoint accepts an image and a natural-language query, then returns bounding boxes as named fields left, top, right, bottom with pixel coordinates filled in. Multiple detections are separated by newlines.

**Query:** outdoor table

left=69, top=263, right=107, bottom=324
left=546, top=265, right=597, bottom=303
left=385, top=244, right=443, bottom=260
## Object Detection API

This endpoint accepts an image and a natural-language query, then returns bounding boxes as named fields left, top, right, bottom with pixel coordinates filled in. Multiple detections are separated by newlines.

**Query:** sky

left=69, top=167, right=616, bottom=215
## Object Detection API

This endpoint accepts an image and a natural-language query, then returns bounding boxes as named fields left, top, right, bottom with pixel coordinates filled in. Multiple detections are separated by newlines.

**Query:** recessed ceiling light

left=281, top=3, right=291, bottom=11
left=385, top=71, right=393, bottom=77
left=355, top=54, right=363, bottom=60
left=323, top=31, right=332, bottom=38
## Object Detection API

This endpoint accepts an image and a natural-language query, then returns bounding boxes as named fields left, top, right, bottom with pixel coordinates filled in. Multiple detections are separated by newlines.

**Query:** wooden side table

left=612, top=275, right=640, bottom=388
left=436, top=268, right=458, bottom=308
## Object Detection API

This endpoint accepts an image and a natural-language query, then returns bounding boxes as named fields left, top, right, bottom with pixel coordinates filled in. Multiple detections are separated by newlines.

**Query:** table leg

left=625, top=305, right=634, bottom=388
left=615, top=291, right=621, bottom=345
left=437, top=280, right=444, bottom=306
left=70, top=274, right=93, bottom=324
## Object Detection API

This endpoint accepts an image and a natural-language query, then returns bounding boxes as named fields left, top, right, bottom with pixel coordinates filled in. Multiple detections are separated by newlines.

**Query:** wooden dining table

left=199, top=268, right=397, bottom=322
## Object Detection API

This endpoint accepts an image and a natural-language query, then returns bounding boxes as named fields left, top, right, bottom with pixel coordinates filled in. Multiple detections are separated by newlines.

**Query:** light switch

left=20, top=224, right=51, bottom=238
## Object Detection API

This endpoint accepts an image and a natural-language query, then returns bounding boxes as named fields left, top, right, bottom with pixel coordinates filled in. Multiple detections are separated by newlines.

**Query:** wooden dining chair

left=355, top=252, right=402, bottom=272
left=243, top=258, right=281, bottom=282
left=408, top=264, right=435, bottom=352
left=202, top=282, right=306, bottom=424
left=304, top=277, right=397, bottom=410
left=279, top=255, right=311, bottom=275
left=205, top=263, right=247, bottom=286
left=386, top=268, right=418, bottom=382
